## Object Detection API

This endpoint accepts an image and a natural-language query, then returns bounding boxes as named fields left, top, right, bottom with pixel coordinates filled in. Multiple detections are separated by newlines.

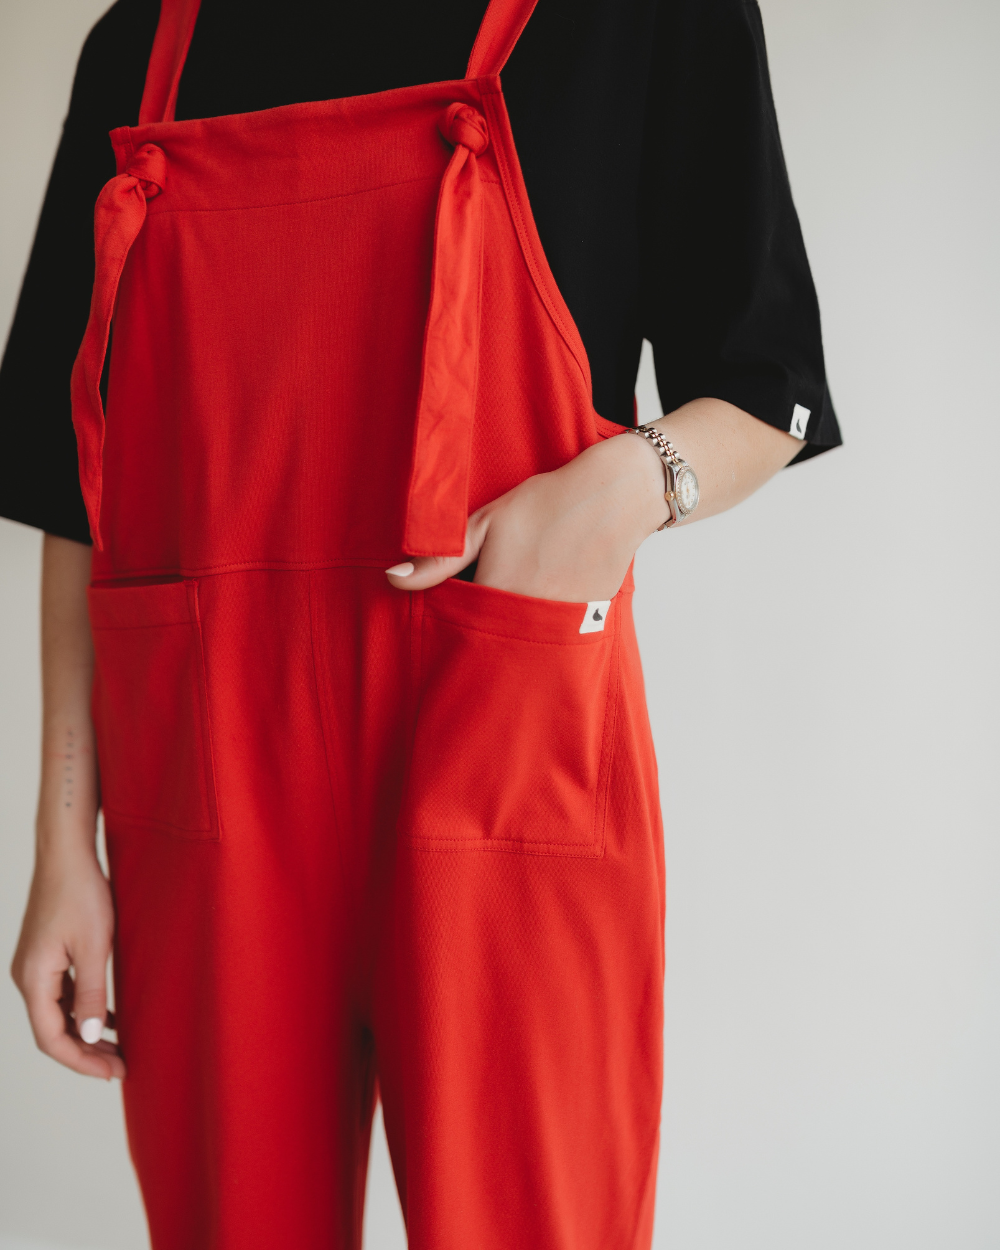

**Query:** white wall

left=1, top=2, right=997, bottom=1248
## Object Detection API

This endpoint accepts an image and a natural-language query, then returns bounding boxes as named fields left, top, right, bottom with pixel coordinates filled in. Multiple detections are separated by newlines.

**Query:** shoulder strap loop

left=466, top=0, right=539, bottom=78
left=139, top=0, right=202, bottom=125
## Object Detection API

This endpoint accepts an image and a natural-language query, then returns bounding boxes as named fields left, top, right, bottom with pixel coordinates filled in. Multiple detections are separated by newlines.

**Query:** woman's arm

left=650, top=397, right=805, bottom=524
left=10, top=534, right=124, bottom=1079
left=386, top=397, right=804, bottom=602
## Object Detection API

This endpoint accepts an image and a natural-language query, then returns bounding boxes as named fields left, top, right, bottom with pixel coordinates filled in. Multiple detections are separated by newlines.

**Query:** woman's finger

left=385, top=511, right=490, bottom=590
left=69, top=937, right=110, bottom=1048
left=22, top=957, right=123, bottom=1079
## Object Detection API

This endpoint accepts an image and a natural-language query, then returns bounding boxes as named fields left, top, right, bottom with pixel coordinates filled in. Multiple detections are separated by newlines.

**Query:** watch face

left=676, top=466, right=699, bottom=515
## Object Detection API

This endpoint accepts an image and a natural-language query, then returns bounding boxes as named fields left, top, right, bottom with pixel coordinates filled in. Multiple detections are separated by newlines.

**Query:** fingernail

left=80, top=1017, right=104, bottom=1045
left=385, top=562, right=415, bottom=577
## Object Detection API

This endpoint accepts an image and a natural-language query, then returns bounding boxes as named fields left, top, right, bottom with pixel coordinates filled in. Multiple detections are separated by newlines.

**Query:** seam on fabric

left=101, top=807, right=214, bottom=838
left=584, top=603, right=617, bottom=857
left=594, top=609, right=624, bottom=857
left=421, top=618, right=611, bottom=647
left=480, top=89, right=593, bottom=398
left=186, top=579, right=222, bottom=839
left=408, top=590, right=425, bottom=767
left=306, top=570, right=351, bottom=885
left=90, top=566, right=643, bottom=589
left=148, top=177, right=437, bottom=215
left=423, top=588, right=628, bottom=645
left=143, top=171, right=502, bottom=218
left=410, top=837, right=603, bottom=858
left=90, top=620, right=192, bottom=632
left=393, top=589, right=425, bottom=847
left=118, top=129, right=136, bottom=168
left=90, top=559, right=408, bottom=582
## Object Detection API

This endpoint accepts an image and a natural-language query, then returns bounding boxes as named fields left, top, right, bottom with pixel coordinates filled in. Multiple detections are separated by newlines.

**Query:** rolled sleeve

left=640, top=0, right=840, bottom=459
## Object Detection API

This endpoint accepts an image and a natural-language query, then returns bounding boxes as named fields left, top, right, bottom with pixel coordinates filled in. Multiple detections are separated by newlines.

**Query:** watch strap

left=627, top=423, right=682, bottom=529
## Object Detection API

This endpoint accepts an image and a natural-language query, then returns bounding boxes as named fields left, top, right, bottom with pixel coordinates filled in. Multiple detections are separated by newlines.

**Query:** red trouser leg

left=370, top=577, right=665, bottom=1249
left=107, top=570, right=408, bottom=1248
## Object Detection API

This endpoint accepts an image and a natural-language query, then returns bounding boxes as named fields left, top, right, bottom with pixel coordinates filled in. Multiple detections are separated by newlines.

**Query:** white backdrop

left=1, top=2, right=997, bottom=1248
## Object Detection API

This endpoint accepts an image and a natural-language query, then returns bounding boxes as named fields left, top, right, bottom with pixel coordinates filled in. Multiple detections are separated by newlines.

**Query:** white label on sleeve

left=790, top=404, right=811, bottom=438
left=580, top=601, right=611, bottom=633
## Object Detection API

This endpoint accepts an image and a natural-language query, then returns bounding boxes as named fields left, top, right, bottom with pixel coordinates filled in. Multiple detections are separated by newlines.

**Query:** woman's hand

left=12, top=846, right=124, bottom=1080
left=385, top=399, right=806, bottom=601
left=387, top=428, right=668, bottom=602
left=10, top=533, right=123, bottom=1080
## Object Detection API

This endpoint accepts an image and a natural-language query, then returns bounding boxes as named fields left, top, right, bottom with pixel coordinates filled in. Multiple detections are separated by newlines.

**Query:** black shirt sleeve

left=0, top=0, right=157, bottom=544
left=640, top=0, right=839, bottom=459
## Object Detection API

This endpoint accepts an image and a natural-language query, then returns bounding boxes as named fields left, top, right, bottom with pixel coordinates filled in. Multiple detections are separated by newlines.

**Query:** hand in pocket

left=387, top=431, right=668, bottom=602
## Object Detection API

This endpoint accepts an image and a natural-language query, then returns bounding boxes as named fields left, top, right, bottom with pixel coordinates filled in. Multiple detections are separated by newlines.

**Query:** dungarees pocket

left=401, top=578, right=621, bottom=856
left=88, top=580, right=219, bottom=839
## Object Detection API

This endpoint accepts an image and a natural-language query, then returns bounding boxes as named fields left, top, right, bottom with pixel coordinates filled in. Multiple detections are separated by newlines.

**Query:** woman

left=4, top=0, right=839, bottom=1246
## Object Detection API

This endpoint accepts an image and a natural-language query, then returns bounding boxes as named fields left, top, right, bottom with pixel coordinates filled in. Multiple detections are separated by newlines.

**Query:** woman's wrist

left=35, top=810, right=100, bottom=866
left=35, top=716, right=99, bottom=861
left=598, top=426, right=671, bottom=538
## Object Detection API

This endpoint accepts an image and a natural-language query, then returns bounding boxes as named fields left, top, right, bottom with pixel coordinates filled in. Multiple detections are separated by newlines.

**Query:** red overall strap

left=139, top=0, right=202, bottom=126
left=466, top=0, right=539, bottom=79
left=403, top=103, right=489, bottom=557
left=402, top=0, right=539, bottom=556
left=70, top=142, right=166, bottom=547
left=70, top=0, right=197, bottom=545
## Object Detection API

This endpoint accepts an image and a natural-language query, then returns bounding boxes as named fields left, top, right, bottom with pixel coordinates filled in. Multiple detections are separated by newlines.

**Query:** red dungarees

left=71, top=1, right=665, bottom=1245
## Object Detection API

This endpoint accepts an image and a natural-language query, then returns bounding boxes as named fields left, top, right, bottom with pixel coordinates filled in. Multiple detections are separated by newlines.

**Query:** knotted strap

left=70, top=143, right=166, bottom=547
left=403, top=104, right=489, bottom=557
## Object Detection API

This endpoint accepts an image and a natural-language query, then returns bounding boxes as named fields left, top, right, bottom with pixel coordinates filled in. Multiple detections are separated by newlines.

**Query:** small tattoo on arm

left=62, top=727, right=76, bottom=809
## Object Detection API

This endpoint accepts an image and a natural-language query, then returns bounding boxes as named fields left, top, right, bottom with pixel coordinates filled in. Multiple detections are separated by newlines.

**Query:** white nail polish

left=385, top=562, right=415, bottom=577
left=80, top=1017, right=103, bottom=1045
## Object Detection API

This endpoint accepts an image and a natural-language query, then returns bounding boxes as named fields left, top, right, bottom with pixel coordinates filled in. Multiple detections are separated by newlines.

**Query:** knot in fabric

left=439, top=103, right=488, bottom=156
left=125, top=143, right=167, bottom=199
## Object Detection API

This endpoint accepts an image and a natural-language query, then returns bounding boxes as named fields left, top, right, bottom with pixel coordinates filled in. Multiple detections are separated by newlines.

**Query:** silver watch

left=627, top=423, right=700, bottom=529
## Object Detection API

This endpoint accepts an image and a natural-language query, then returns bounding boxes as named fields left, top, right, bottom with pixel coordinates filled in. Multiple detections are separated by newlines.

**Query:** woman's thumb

left=385, top=514, right=487, bottom=591
left=71, top=945, right=108, bottom=1046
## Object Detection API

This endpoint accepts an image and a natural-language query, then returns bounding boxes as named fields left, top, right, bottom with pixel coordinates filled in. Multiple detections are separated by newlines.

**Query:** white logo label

left=580, top=601, right=611, bottom=634
left=790, top=404, right=811, bottom=439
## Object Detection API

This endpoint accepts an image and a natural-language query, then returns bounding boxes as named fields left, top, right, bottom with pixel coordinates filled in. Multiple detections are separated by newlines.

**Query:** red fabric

left=404, top=104, right=488, bottom=555
left=70, top=141, right=165, bottom=547
left=466, top=0, right=540, bottom=77
left=138, top=0, right=201, bottom=125
left=403, top=576, right=622, bottom=850
left=76, top=0, right=665, bottom=1245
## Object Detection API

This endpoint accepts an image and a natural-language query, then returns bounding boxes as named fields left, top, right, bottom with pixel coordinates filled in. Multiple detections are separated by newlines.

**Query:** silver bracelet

left=627, top=423, right=700, bottom=529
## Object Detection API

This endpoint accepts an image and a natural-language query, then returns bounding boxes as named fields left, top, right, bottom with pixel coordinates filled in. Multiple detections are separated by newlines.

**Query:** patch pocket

left=401, top=579, right=621, bottom=855
left=88, top=580, right=219, bottom=839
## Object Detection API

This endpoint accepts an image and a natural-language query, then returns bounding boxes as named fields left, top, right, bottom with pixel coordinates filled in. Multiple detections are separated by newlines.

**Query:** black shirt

left=0, top=0, right=840, bottom=545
